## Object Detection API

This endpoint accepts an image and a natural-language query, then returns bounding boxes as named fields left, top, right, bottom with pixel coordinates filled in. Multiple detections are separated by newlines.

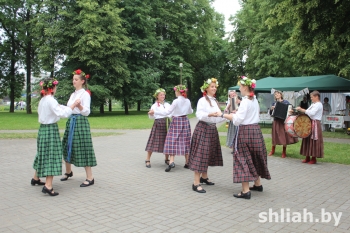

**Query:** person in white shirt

left=221, top=76, right=271, bottom=200
left=32, top=78, right=79, bottom=196
left=145, top=88, right=171, bottom=168
left=61, top=69, right=97, bottom=187
left=150, top=84, right=193, bottom=172
left=296, top=91, right=324, bottom=164
left=189, top=78, right=226, bottom=193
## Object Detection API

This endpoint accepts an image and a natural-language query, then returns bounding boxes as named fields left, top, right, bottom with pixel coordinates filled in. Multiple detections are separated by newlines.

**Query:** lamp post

left=179, top=63, right=183, bottom=84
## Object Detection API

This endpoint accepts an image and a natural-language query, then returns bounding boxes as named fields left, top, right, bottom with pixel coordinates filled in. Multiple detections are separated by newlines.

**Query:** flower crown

left=200, top=78, right=219, bottom=93
left=153, top=88, right=166, bottom=98
left=173, top=85, right=187, bottom=93
left=39, top=78, right=58, bottom=96
left=239, top=76, right=256, bottom=88
left=72, top=69, right=90, bottom=79
left=39, top=78, right=58, bottom=89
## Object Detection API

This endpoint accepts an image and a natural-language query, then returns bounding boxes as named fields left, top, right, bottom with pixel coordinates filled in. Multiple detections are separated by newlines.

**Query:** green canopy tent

left=229, top=75, right=350, bottom=92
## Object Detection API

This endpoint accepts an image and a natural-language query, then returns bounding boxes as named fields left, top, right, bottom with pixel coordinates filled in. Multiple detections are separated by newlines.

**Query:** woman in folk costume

left=189, top=78, right=226, bottom=193
left=221, top=76, right=271, bottom=199
left=32, top=78, right=79, bottom=196
left=150, top=85, right=193, bottom=172
left=224, top=90, right=238, bottom=149
left=61, top=69, right=97, bottom=187
left=296, top=91, right=324, bottom=164
left=268, top=90, right=298, bottom=158
left=145, top=88, right=171, bottom=168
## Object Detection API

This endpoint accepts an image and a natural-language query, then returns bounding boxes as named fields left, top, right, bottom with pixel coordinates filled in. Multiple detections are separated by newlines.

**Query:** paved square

left=0, top=119, right=349, bottom=232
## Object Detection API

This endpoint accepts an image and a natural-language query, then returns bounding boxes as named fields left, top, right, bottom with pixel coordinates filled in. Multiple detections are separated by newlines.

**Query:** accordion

left=271, top=101, right=292, bottom=120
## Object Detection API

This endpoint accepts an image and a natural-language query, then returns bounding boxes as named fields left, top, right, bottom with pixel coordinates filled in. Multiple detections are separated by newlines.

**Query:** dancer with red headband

left=32, top=78, right=79, bottom=196
left=61, top=69, right=97, bottom=187
left=189, top=78, right=226, bottom=193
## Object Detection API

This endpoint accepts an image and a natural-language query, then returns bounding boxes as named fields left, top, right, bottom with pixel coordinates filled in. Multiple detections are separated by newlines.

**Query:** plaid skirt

left=233, top=124, right=271, bottom=183
left=163, top=116, right=191, bottom=156
left=145, top=118, right=168, bottom=153
left=226, top=121, right=236, bottom=148
left=272, top=119, right=298, bottom=145
left=33, top=123, right=62, bottom=177
left=62, top=115, right=97, bottom=167
left=300, top=120, right=324, bottom=158
left=189, top=121, right=223, bottom=173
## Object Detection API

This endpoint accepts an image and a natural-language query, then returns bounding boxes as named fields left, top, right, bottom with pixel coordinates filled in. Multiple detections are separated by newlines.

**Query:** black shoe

left=80, top=179, right=94, bottom=187
left=31, top=178, right=45, bottom=186
left=184, top=164, right=189, bottom=169
left=60, top=171, right=73, bottom=181
left=165, top=162, right=175, bottom=172
left=249, top=185, right=263, bottom=192
left=42, top=186, right=59, bottom=196
left=192, top=184, right=206, bottom=193
left=165, top=159, right=170, bottom=165
left=200, top=177, right=215, bottom=185
left=145, top=160, right=151, bottom=168
left=233, top=191, right=251, bottom=199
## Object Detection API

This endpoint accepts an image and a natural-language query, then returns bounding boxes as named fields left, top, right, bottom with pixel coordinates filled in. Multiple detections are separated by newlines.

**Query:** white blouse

left=305, top=102, right=323, bottom=120
left=149, top=102, right=172, bottom=119
left=231, top=96, right=260, bottom=126
left=38, top=95, right=73, bottom=124
left=67, top=89, right=91, bottom=116
left=196, top=96, right=226, bottom=124
left=158, top=96, right=193, bottom=117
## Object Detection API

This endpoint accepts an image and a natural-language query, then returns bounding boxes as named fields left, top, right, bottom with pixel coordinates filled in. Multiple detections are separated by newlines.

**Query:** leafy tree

left=0, top=0, right=26, bottom=112
left=228, top=0, right=300, bottom=81
left=268, top=0, right=350, bottom=78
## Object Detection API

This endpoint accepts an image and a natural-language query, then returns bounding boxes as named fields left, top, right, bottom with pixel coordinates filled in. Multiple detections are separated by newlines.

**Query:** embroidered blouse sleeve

left=196, top=98, right=225, bottom=123
left=157, top=99, right=178, bottom=117
left=79, top=91, right=91, bottom=116
left=231, top=98, right=249, bottom=126
left=49, top=98, right=72, bottom=118
left=196, top=98, right=209, bottom=120
left=186, top=99, right=193, bottom=115
left=305, top=103, right=322, bottom=118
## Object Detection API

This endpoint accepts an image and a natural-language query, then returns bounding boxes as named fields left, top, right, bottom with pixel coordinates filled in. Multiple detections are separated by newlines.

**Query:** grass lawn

left=219, top=136, right=350, bottom=165
left=0, top=111, right=196, bottom=130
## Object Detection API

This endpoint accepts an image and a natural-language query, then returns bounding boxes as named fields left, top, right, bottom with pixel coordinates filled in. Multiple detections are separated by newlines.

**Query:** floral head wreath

left=238, top=76, right=256, bottom=88
left=200, top=78, right=219, bottom=94
left=238, top=76, right=256, bottom=97
left=173, top=85, right=188, bottom=97
left=153, top=88, right=166, bottom=98
left=39, top=78, right=59, bottom=96
left=72, top=69, right=90, bottom=79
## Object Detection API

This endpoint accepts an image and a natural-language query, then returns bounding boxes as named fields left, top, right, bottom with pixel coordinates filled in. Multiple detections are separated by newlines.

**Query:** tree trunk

left=124, top=98, right=129, bottom=115
left=109, top=98, right=112, bottom=112
left=137, top=100, right=141, bottom=111
left=25, top=9, right=32, bottom=114
left=9, top=38, right=16, bottom=113
left=100, top=104, right=104, bottom=113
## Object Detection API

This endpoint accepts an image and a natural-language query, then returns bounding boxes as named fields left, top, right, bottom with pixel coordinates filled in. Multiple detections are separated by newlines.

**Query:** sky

left=211, top=0, right=241, bottom=33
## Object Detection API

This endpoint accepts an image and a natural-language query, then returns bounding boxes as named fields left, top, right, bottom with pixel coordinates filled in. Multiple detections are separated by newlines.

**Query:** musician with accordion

left=268, top=90, right=298, bottom=158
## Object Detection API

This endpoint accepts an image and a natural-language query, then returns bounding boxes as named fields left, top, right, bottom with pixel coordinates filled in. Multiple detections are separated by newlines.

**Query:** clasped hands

left=74, top=99, right=81, bottom=107
left=208, top=111, right=226, bottom=117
